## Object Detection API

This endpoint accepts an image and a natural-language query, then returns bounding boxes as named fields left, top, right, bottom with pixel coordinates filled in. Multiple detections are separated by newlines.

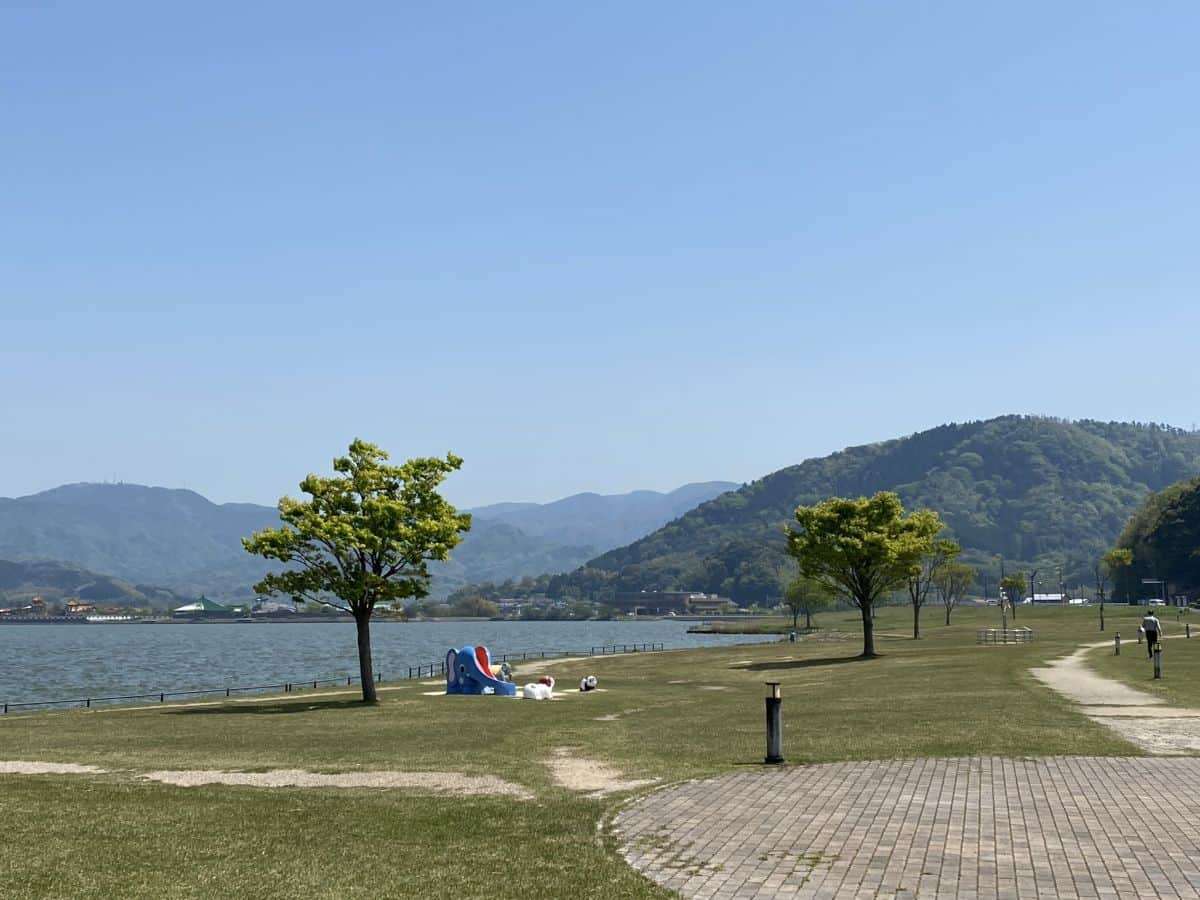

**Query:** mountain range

left=470, top=482, right=738, bottom=549
left=538, top=417, right=1200, bottom=605
left=0, top=480, right=737, bottom=602
left=7, top=417, right=1199, bottom=609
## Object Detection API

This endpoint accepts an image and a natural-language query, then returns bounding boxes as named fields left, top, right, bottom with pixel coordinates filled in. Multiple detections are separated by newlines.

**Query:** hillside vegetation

left=546, top=417, right=1200, bottom=604
left=1112, top=475, right=1200, bottom=600
left=0, top=559, right=186, bottom=609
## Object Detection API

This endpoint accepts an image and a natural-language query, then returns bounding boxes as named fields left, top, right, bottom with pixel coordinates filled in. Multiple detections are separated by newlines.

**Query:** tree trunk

left=945, top=604, right=952, bottom=626
left=1099, top=600, right=1105, bottom=631
left=792, top=608, right=800, bottom=631
left=355, top=611, right=378, bottom=703
left=913, top=601, right=921, bottom=639
left=860, top=601, right=876, bottom=658
left=805, top=607, right=812, bottom=630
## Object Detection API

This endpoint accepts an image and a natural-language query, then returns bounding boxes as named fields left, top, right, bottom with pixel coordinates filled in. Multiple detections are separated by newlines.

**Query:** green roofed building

left=172, top=596, right=231, bottom=618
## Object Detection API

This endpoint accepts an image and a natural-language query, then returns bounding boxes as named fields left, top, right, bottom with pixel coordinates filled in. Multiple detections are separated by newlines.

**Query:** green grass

left=0, top=604, right=1156, bottom=898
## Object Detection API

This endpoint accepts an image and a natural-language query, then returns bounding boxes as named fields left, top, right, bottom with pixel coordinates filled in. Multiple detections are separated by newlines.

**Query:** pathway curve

left=1031, top=639, right=1200, bottom=754
left=615, top=756, right=1200, bottom=899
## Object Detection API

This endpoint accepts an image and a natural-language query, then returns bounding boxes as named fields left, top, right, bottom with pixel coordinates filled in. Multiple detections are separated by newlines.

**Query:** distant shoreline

left=0, top=613, right=783, bottom=626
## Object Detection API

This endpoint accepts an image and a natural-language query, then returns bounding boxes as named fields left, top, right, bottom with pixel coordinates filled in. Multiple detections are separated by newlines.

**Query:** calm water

left=0, top=620, right=778, bottom=706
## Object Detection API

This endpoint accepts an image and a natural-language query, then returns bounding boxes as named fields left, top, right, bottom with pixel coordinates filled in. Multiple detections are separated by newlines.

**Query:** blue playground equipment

left=445, top=645, right=517, bottom=696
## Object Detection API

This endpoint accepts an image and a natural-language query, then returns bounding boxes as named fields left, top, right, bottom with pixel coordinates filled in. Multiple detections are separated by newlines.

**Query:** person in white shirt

left=1142, top=611, right=1164, bottom=658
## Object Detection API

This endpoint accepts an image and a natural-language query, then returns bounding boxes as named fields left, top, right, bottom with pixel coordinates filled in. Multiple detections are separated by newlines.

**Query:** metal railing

left=2, top=642, right=665, bottom=714
left=976, top=627, right=1035, bottom=645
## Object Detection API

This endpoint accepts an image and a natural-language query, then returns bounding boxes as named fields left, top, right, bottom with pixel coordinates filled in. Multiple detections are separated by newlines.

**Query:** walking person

left=1142, top=609, right=1164, bottom=659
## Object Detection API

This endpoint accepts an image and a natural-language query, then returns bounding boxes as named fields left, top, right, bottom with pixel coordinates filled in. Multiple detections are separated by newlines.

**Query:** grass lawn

left=0, top=604, right=1155, bottom=898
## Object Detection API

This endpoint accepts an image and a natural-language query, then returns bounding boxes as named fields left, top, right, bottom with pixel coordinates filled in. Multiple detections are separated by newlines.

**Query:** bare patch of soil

left=139, top=768, right=534, bottom=798
left=547, top=747, right=657, bottom=798
left=594, top=707, right=644, bottom=722
left=0, top=761, right=106, bottom=775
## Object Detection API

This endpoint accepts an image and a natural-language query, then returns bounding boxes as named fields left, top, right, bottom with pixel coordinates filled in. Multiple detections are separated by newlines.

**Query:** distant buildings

left=172, top=596, right=232, bottom=618
left=611, top=591, right=736, bottom=615
left=251, top=600, right=298, bottom=617
left=687, top=594, right=737, bottom=615
left=1027, top=593, right=1076, bottom=604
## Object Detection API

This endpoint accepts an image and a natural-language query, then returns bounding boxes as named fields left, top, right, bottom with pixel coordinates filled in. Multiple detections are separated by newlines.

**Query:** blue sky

left=4, top=2, right=1199, bottom=507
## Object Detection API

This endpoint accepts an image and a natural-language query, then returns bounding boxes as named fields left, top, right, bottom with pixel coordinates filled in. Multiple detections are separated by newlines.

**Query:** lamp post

left=764, top=682, right=784, bottom=764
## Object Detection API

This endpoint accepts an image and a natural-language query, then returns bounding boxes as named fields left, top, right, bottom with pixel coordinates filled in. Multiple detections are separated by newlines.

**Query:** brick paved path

left=615, top=757, right=1200, bottom=899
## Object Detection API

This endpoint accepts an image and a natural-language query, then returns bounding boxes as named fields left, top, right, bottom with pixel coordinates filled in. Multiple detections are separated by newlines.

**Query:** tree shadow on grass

left=732, top=655, right=879, bottom=672
left=166, top=699, right=373, bottom=716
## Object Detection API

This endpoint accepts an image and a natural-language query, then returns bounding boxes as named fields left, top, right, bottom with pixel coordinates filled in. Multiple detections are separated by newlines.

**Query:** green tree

left=786, top=492, right=942, bottom=658
left=450, top=596, right=500, bottom=618
left=906, top=538, right=959, bottom=639
left=243, top=439, right=470, bottom=702
left=1097, top=548, right=1133, bottom=631
left=783, top=575, right=835, bottom=631
left=934, top=561, right=975, bottom=625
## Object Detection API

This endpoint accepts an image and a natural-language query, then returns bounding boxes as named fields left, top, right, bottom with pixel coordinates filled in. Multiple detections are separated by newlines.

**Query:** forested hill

left=574, top=417, right=1200, bottom=604
left=0, top=559, right=187, bottom=609
left=1112, top=475, right=1200, bottom=600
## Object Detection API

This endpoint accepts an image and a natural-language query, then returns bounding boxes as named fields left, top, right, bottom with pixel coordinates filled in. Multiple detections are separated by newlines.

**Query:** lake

left=0, top=620, right=780, bottom=707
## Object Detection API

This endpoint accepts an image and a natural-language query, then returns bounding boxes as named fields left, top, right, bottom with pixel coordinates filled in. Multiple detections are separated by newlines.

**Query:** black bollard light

left=1154, top=643, right=1164, bottom=680
left=764, top=682, right=784, bottom=765
left=1115, top=632, right=1121, bottom=656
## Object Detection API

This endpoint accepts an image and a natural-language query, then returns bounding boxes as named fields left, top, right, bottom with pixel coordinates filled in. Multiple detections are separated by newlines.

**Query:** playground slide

left=475, top=645, right=495, bottom=678
left=445, top=645, right=517, bottom=696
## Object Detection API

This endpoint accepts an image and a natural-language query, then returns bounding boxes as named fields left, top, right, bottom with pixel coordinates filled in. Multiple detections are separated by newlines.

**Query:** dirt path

left=1031, top=639, right=1200, bottom=754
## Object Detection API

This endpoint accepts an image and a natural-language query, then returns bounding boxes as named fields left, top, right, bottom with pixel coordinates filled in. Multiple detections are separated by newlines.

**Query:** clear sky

left=4, top=2, right=1199, bottom=507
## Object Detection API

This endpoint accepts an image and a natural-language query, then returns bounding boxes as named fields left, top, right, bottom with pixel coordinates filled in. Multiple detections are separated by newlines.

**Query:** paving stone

left=613, top=757, right=1200, bottom=899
